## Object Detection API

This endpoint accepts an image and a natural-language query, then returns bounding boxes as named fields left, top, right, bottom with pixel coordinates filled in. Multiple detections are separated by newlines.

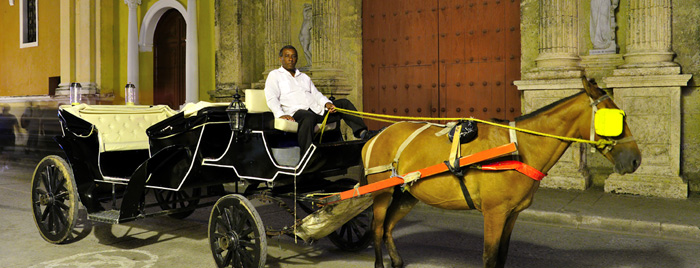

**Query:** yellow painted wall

left=0, top=0, right=61, bottom=97
left=108, top=0, right=215, bottom=105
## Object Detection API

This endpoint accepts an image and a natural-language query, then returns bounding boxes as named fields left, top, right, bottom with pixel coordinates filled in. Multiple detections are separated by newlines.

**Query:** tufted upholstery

left=243, top=89, right=336, bottom=133
left=61, top=104, right=177, bottom=152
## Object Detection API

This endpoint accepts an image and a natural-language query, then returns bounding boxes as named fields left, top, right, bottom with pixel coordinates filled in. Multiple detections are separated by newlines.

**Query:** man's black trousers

left=292, top=99, right=367, bottom=152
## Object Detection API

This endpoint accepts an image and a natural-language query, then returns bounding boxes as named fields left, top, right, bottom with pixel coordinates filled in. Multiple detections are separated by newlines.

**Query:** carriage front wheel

left=30, top=155, right=80, bottom=244
left=208, top=194, right=266, bottom=268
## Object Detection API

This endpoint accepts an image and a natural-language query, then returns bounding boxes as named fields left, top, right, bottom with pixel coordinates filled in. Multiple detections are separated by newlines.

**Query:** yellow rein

left=321, top=107, right=614, bottom=148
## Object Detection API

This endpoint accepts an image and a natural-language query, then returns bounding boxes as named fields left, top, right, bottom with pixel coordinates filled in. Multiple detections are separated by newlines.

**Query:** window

left=20, top=0, right=38, bottom=48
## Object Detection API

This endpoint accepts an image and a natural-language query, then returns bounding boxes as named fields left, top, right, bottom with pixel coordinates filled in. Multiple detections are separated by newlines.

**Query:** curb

left=515, top=209, right=700, bottom=241
left=415, top=203, right=700, bottom=241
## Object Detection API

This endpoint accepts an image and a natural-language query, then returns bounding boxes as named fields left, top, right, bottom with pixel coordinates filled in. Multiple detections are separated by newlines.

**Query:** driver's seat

left=244, top=89, right=337, bottom=133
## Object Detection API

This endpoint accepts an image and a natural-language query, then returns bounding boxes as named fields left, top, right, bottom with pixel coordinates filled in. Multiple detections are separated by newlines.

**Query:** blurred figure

left=21, top=101, right=41, bottom=155
left=0, top=104, right=20, bottom=170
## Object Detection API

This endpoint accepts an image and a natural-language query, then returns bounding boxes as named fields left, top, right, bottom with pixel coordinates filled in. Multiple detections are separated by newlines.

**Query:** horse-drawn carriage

left=32, top=78, right=641, bottom=268
left=30, top=89, right=372, bottom=267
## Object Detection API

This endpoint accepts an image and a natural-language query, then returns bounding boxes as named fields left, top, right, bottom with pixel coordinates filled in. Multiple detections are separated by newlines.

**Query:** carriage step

left=87, top=210, right=122, bottom=224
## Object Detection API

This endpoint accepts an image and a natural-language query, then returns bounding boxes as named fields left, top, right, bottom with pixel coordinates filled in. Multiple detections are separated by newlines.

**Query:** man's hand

left=280, top=115, right=295, bottom=122
left=325, top=102, right=337, bottom=113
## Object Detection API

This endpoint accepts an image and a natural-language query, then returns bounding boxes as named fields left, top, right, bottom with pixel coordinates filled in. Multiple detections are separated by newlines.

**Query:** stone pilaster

left=57, top=0, right=100, bottom=104
left=603, top=0, right=691, bottom=198
left=308, top=0, right=349, bottom=96
left=516, top=0, right=587, bottom=190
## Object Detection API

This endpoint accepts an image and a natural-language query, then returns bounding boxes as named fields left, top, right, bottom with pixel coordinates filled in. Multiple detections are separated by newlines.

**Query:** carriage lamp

left=69, top=82, right=82, bottom=105
left=125, top=83, right=136, bottom=105
left=226, top=88, right=247, bottom=134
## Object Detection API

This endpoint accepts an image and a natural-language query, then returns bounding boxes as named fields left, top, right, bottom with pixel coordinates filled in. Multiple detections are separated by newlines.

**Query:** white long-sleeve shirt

left=264, top=66, right=330, bottom=118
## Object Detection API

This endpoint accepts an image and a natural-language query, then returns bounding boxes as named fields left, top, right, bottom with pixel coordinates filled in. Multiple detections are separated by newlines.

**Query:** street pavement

left=2, top=160, right=700, bottom=267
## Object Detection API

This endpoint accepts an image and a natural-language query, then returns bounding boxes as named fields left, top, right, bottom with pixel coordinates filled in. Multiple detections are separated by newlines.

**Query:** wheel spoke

left=54, top=172, right=65, bottom=195
left=239, top=227, right=254, bottom=238
left=233, top=250, right=242, bottom=267
left=239, top=240, right=256, bottom=248
left=238, top=248, right=255, bottom=267
left=223, top=248, right=233, bottom=266
left=55, top=199, right=70, bottom=211
left=35, top=188, right=47, bottom=196
left=42, top=168, right=52, bottom=193
left=166, top=191, right=174, bottom=204
left=55, top=206, right=68, bottom=226
left=223, top=208, right=234, bottom=232
left=41, top=204, right=52, bottom=221
left=181, top=191, right=191, bottom=200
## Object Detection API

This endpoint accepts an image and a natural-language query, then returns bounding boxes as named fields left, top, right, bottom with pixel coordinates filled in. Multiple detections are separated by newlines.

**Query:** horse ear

left=582, top=77, right=604, bottom=99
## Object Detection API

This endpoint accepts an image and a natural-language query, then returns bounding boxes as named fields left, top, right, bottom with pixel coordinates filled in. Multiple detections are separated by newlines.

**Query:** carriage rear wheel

left=208, top=194, right=266, bottom=268
left=327, top=206, right=373, bottom=251
left=153, top=187, right=201, bottom=219
left=31, top=155, right=80, bottom=244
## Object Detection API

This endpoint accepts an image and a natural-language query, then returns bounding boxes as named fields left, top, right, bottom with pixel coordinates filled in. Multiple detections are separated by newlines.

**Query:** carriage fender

left=119, top=145, right=192, bottom=219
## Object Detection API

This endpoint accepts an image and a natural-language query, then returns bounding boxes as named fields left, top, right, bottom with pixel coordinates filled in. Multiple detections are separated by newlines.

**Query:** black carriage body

left=54, top=103, right=365, bottom=218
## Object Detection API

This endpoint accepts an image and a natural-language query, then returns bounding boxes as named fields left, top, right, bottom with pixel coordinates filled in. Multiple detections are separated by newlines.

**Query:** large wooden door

left=363, top=0, right=521, bottom=129
left=154, top=9, right=186, bottom=109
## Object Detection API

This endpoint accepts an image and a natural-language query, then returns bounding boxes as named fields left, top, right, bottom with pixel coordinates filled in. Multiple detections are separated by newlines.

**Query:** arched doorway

left=153, top=8, right=186, bottom=109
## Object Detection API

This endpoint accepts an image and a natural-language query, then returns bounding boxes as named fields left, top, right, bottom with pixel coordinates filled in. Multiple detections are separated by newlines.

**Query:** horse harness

left=363, top=122, right=545, bottom=210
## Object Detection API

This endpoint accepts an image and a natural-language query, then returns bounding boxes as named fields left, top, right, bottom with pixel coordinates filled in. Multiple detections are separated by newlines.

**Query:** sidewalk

left=419, top=186, right=700, bottom=241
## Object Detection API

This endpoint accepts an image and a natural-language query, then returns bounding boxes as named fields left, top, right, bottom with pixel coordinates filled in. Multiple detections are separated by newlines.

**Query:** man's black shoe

left=359, top=129, right=380, bottom=140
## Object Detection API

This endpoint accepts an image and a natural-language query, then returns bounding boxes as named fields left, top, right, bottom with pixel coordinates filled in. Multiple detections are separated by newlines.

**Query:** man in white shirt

left=264, top=45, right=370, bottom=152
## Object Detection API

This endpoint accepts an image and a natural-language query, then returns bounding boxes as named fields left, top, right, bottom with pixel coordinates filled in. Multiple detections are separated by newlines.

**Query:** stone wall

left=673, top=1, right=700, bottom=192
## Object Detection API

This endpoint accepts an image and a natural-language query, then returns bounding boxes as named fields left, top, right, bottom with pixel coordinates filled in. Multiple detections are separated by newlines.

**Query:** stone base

left=605, top=174, right=688, bottom=199
left=540, top=173, right=590, bottom=190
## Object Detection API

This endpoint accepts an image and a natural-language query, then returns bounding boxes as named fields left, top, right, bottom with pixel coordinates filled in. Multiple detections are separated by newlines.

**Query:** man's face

left=280, top=48, right=298, bottom=71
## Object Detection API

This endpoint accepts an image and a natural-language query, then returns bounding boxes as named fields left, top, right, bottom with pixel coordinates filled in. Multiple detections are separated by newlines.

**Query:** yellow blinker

left=595, top=108, right=625, bottom=137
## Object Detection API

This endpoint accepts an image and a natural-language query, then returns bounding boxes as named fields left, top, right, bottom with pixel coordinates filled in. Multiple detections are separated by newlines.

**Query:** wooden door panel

left=362, top=0, right=520, bottom=128
left=154, top=9, right=185, bottom=109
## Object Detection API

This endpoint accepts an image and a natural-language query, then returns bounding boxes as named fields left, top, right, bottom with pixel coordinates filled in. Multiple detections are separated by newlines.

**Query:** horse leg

left=482, top=211, right=512, bottom=268
left=495, top=212, right=520, bottom=266
left=372, top=190, right=394, bottom=268
left=383, top=190, right=419, bottom=268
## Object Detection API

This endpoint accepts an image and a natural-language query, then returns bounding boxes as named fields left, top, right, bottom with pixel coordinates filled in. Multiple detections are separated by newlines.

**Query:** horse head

left=582, top=78, right=642, bottom=175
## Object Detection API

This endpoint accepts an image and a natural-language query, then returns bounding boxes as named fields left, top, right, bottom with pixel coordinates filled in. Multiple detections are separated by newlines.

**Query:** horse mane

left=491, top=91, right=586, bottom=122
left=514, top=91, right=585, bottom=121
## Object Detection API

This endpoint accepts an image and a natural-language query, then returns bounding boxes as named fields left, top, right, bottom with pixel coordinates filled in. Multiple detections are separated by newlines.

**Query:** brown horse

left=362, top=78, right=641, bottom=268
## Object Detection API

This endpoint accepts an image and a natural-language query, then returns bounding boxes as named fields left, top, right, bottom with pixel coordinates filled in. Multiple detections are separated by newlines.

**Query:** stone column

left=530, top=0, right=582, bottom=79
left=619, top=0, right=676, bottom=72
left=185, top=0, right=199, bottom=103
left=515, top=0, right=588, bottom=190
left=603, top=0, right=691, bottom=198
left=251, top=0, right=291, bottom=89
left=309, top=0, right=349, bottom=95
left=125, top=0, right=140, bottom=103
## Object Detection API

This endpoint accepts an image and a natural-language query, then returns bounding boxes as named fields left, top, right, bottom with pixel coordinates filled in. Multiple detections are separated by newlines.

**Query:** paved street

left=2, top=164, right=700, bottom=268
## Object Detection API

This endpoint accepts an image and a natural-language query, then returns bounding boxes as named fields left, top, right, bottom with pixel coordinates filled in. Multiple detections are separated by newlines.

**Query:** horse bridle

left=589, top=94, right=636, bottom=155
